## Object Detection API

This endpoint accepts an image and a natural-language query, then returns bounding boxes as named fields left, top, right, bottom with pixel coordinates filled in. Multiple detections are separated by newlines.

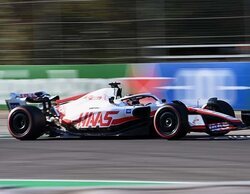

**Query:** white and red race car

left=5, top=82, right=250, bottom=140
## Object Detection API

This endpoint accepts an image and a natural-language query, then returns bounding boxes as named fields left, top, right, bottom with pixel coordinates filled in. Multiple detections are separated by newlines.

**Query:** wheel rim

left=165, top=117, right=173, bottom=127
left=159, top=112, right=178, bottom=135
left=11, top=112, right=29, bottom=135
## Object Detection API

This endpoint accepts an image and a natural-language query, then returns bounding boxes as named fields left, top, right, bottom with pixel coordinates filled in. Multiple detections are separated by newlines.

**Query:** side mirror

left=109, top=97, right=114, bottom=104
left=161, top=99, right=166, bottom=103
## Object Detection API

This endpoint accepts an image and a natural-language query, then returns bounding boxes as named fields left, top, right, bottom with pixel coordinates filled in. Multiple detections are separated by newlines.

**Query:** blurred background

left=0, top=0, right=250, bottom=110
left=1, top=2, right=250, bottom=191
left=0, top=0, right=249, bottom=65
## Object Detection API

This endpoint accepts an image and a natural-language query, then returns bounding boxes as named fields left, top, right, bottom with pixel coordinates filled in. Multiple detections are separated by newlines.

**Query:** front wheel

left=203, top=98, right=235, bottom=136
left=8, top=105, right=46, bottom=140
left=153, top=104, right=187, bottom=140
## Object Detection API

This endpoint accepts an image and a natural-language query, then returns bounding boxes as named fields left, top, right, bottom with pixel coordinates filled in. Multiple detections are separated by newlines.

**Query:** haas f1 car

left=5, top=82, right=250, bottom=140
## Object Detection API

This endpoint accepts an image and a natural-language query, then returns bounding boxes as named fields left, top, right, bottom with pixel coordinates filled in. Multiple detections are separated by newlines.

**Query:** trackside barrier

left=0, top=62, right=250, bottom=110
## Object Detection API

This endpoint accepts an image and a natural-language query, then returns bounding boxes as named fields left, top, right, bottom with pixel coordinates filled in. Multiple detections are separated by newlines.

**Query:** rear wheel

left=203, top=99, right=235, bottom=136
left=153, top=104, right=188, bottom=140
left=8, top=105, right=46, bottom=140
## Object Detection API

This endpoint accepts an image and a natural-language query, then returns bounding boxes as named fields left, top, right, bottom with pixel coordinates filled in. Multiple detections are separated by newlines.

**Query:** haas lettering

left=76, top=111, right=119, bottom=128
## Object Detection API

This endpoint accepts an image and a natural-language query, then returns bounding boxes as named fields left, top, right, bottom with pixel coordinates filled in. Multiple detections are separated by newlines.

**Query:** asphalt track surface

left=1, top=134, right=250, bottom=181
left=1, top=111, right=250, bottom=193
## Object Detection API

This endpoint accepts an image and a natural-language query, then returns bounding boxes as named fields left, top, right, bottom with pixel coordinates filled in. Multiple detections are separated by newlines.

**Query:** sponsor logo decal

left=208, top=122, right=230, bottom=131
left=75, top=111, right=119, bottom=128
left=126, top=109, right=132, bottom=114
left=188, top=115, right=205, bottom=126
left=19, top=93, right=37, bottom=98
left=192, top=117, right=200, bottom=125
left=83, top=95, right=104, bottom=100
left=9, top=103, right=20, bottom=109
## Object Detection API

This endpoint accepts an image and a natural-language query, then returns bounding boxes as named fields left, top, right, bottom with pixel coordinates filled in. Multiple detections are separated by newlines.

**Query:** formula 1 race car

left=5, top=82, right=250, bottom=140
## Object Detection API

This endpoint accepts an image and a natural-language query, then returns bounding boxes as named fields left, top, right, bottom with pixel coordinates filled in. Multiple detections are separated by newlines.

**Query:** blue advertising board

left=154, top=62, right=250, bottom=110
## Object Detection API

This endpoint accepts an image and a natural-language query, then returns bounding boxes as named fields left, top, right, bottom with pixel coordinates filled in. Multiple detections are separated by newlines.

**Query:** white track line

left=1, top=179, right=250, bottom=185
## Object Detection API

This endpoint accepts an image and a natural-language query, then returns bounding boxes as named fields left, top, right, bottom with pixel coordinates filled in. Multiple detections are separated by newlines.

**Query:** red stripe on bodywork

left=111, top=110, right=156, bottom=126
left=60, top=110, right=155, bottom=127
left=111, top=116, right=138, bottom=125
left=150, top=110, right=157, bottom=117
left=60, top=115, right=136, bottom=126
left=190, top=125, right=207, bottom=132
left=187, top=107, right=242, bottom=123
left=56, top=93, right=87, bottom=104
left=61, top=118, right=72, bottom=125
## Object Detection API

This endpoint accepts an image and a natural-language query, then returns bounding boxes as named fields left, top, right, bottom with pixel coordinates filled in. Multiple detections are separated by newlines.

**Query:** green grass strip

left=0, top=179, right=172, bottom=188
left=0, top=105, right=8, bottom=110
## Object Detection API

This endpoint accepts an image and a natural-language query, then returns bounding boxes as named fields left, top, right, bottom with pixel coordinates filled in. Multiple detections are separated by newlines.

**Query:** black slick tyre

left=153, top=104, right=188, bottom=140
left=8, top=105, right=46, bottom=140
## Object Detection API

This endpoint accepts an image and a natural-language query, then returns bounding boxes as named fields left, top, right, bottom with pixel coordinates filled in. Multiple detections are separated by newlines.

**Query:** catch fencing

left=0, top=0, right=249, bottom=64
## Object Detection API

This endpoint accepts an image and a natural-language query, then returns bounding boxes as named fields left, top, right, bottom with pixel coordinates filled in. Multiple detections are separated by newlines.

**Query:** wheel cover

left=11, top=112, right=30, bottom=135
left=159, top=112, right=178, bottom=135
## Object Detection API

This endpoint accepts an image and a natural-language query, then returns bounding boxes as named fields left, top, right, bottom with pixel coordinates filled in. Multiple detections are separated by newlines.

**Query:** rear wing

left=5, top=91, right=49, bottom=111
